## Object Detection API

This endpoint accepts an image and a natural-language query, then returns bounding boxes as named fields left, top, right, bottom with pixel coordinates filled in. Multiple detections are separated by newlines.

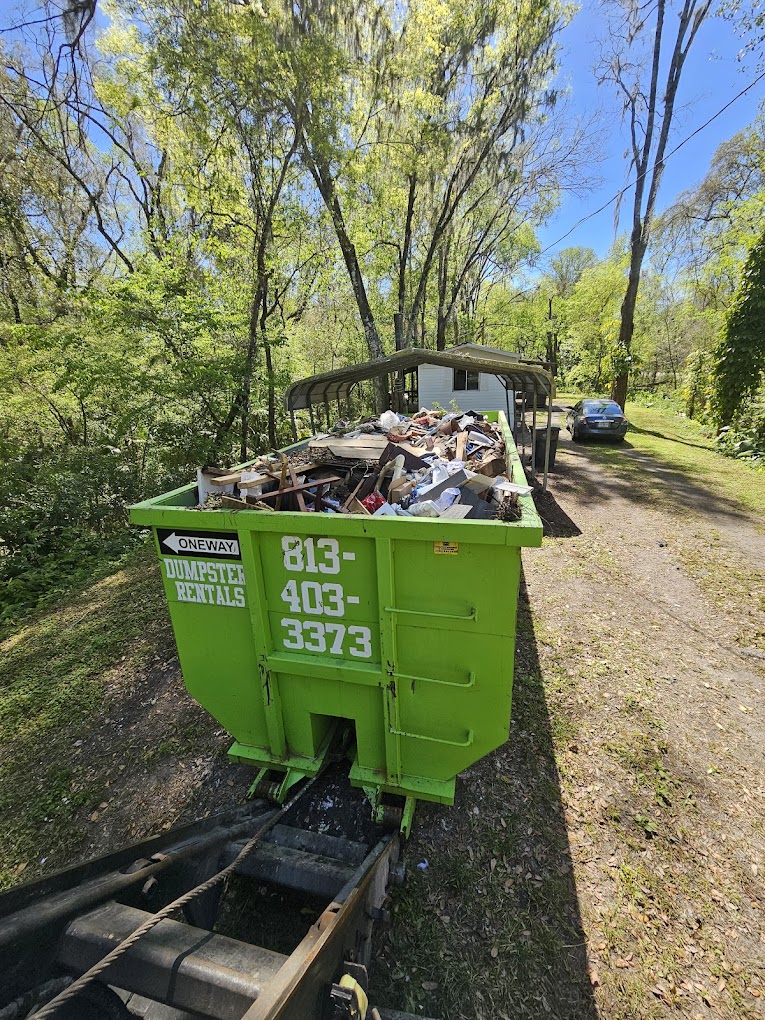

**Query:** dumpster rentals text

left=163, top=557, right=246, bottom=608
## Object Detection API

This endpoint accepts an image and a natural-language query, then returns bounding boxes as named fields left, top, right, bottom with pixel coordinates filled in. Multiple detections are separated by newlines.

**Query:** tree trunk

left=304, top=147, right=387, bottom=409
left=607, top=0, right=710, bottom=410
left=396, top=175, right=416, bottom=350
left=304, top=151, right=383, bottom=355
left=265, top=339, right=276, bottom=452
left=238, top=288, right=263, bottom=462
left=436, top=242, right=449, bottom=351
left=611, top=237, right=645, bottom=408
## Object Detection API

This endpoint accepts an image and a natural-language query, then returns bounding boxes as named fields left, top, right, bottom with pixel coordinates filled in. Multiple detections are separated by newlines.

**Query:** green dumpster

left=130, top=412, right=541, bottom=830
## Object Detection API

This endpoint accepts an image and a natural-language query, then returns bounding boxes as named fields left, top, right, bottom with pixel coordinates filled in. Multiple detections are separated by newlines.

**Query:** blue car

left=566, top=399, right=629, bottom=441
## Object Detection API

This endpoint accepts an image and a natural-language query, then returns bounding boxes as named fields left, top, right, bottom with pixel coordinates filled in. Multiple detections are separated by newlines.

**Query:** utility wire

left=536, top=68, right=765, bottom=259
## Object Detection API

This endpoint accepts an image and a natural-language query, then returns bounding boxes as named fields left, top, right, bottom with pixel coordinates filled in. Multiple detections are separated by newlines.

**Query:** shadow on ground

left=533, top=487, right=583, bottom=538
left=370, top=572, right=597, bottom=1019
left=628, top=422, right=710, bottom=452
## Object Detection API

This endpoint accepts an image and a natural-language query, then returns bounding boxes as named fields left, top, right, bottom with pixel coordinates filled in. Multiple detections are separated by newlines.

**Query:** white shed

left=416, top=343, right=521, bottom=414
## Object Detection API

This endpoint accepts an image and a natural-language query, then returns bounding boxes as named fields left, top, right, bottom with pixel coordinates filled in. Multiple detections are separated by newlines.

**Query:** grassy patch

left=0, top=541, right=171, bottom=888
left=672, top=536, right=765, bottom=650
left=557, top=395, right=765, bottom=520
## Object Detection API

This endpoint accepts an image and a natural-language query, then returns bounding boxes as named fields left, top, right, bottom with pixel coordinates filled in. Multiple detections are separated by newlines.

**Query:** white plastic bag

left=408, top=500, right=440, bottom=518
left=378, top=410, right=401, bottom=431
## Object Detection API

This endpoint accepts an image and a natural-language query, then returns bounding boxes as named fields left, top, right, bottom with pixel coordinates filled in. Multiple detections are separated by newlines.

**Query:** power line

left=536, top=67, right=765, bottom=259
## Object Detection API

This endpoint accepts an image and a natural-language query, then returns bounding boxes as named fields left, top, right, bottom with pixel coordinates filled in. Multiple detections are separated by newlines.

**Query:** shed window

left=453, top=369, right=480, bottom=391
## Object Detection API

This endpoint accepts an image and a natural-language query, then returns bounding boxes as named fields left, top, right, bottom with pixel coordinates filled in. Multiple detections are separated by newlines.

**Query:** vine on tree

left=712, top=229, right=765, bottom=427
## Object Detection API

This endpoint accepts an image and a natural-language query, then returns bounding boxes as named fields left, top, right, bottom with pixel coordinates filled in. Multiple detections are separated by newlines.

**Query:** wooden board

left=258, top=475, right=342, bottom=502
left=378, top=442, right=428, bottom=472
left=309, top=435, right=390, bottom=460
left=455, top=432, right=468, bottom=461
left=439, top=503, right=473, bottom=519
left=210, top=471, right=243, bottom=485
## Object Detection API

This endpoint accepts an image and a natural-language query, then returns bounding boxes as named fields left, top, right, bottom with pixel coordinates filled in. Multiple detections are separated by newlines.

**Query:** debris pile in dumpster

left=193, top=408, right=533, bottom=520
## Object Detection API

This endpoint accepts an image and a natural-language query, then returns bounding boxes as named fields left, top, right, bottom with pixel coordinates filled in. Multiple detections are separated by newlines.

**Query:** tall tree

left=712, top=227, right=765, bottom=426
left=270, top=0, right=567, bottom=363
left=601, top=0, right=712, bottom=409
left=653, top=112, right=765, bottom=309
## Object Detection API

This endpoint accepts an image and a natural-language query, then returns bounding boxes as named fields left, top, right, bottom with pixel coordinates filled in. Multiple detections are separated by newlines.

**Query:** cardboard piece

left=388, top=477, right=414, bottom=503
left=477, top=456, right=505, bottom=477
left=439, top=503, right=473, bottom=519
left=349, top=496, right=371, bottom=516
left=464, top=473, right=494, bottom=494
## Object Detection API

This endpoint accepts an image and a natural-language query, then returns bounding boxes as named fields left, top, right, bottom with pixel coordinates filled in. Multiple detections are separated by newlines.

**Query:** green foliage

left=1, top=1, right=764, bottom=628
left=716, top=407, right=765, bottom=466
left=682, top=349, right=716, bottom=421
left=712, top=228, right=765, bottom=427
left=559, top=249, right=630, bottom=391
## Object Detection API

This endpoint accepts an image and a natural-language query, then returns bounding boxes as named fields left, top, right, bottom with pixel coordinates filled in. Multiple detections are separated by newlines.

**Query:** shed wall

left=417, top=364, right=511, bottom=413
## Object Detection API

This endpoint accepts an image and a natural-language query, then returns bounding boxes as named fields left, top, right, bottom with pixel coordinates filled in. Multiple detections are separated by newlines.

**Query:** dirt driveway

left=373, top=403, right=765, bottom=1019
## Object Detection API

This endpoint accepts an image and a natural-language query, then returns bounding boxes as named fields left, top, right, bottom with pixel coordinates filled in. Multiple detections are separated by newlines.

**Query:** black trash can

left=533, top=425, right=560, bottom=470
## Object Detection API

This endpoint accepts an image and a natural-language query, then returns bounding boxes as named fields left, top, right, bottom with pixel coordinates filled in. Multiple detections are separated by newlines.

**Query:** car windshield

left=583, top=401, right=622, bottom=417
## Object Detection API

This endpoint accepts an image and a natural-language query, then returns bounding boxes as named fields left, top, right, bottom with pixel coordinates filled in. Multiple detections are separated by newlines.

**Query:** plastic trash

left=361, top=491, right=386, bottom=513
left=239, top=469, right=266, bottom=499
left=492, top=478, right=533, bottom=497
left=197, top=469, right=233, bottom=503
left=408, top=500, right=440, bottom=517
left=379, top=410, right=402, bottom=431
left=432, top=487, right=460, bottom=512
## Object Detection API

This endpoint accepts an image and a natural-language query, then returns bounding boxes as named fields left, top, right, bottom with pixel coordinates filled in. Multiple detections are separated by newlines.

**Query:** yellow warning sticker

left=434, top=541, right=459, bottom=555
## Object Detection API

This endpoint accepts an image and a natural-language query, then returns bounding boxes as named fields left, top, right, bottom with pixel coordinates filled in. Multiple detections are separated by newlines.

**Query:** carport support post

left=521, top=391, right=527, bottom=462
left=308, top=404, right=316, bottom=433
left=531, top=384, right=538, bottom=479
left=290, top=409, right=298, bottom=442
left=543, top=398, right=552, bottom=492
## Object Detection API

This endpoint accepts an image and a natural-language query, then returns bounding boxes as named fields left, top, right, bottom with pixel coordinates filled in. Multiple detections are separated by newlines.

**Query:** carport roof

left=285, top=347, right=554, bottom=411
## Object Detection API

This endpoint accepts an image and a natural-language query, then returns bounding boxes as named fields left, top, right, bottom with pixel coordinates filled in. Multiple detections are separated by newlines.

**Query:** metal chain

left=31, top=779, right=315, bottom=1019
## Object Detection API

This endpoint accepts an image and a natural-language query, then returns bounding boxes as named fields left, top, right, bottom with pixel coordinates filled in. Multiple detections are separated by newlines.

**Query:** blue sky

left=537, top=8, right=764, bottom=261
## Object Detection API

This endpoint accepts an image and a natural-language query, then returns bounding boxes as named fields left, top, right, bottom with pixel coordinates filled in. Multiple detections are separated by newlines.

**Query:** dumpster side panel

left=389, top=538, right=520, bottom=785
left=157, top=551, right=269, bottom=749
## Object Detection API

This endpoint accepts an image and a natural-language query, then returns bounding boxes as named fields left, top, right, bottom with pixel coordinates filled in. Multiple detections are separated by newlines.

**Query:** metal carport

left=285, top=348, right=556, bottom=490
